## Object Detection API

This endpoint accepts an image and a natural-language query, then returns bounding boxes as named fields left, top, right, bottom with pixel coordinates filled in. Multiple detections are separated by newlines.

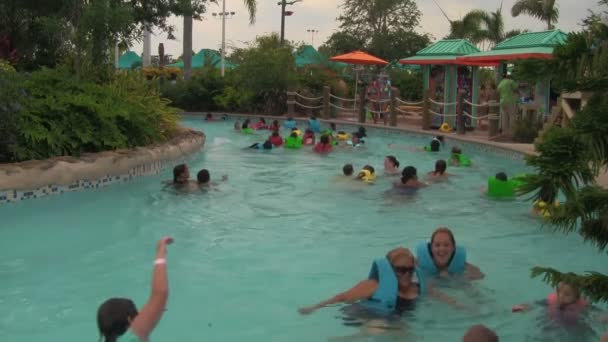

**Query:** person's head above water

left=430, top=139, right=441, bottom=152
left=290, top=132, right=298, bottom=139
left=435, top=160, right=447, bottom=174
left=259, top=118, right=266, bottom=124
left=271, top=131, right=280, bottom=137
left=452, top=146, right=462, bottom=154
left=242, top=119, right=250, bottom=129
left=556, top=281, right=582, bottom=308
left=430, top=227, right=456, bottom=269
left=362, top=164, right=375, bottom=174
left=262, top=140, right=273, bottom=150
left=197, top=169, right=210, bottom=184
left=304, top=129, right=314, bottom=136
left=343, top=164, right=354, bottom=176
left=97, top=298, right=138, bottom=342
left=462, top=324, right=498, bottom=342
left=401, top=166, right=417, bottom=184
left=320, top=135, right=330, bottom=145
left=358, top=126, right=367, bottom=137
left=495, top=172, right=508, bottom=181
left=330, top=122, right=336, bottom=131
left=173, top=164, right=189, bottom=184
left=384, top=156, right=400, bottom=170
left=386, top=247, right=417, bottom=289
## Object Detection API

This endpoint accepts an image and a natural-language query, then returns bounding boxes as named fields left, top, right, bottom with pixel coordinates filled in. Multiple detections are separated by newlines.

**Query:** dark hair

left=435, top=160, right=447, bottom=174
left=310, top=115, right=317, bottom=120
left=320, top=135, right=330, bottom=144
left=259, top=118, right=266, bottom=124
left=97, top=298, right=138, bottom=342
left=242, top=119, right=250, bottom=129
left=271, top=131, right=279, bottom=137
left=386, top=155, right=400, bottom=168
left=401, top=166, right=417, bottom=184
left=463, top=324, right=498, bottom=342
left=330, top=123, right=336, bottom=130
left=363, top=164, right=375, bottom=174
left=358, top=126, right=367, bottom=137
left=343, top=164, right=354, bottom=176
left=290, top=132, right=298, bottom=138
left=197, top=169, right=210, bottom=184
left=272, top=120, right=279, bottom=127
left=496, top=172, right=508, bottom=181
left=173, top=164, right=187, bottom=183
left=435, top=135, right=445, bottom=143
left=430, top=139, right=441, bottom=152
left=291, top=127, right=298, bottom=131
left=263, top=140, right=273, bottom=149
left=305, top=129, right=313, bottom=135
left=451, top=146, right=462, bottom=154
left=205, top=113, right=212, bottom=119
left=431, top=227, right=456, bottom=246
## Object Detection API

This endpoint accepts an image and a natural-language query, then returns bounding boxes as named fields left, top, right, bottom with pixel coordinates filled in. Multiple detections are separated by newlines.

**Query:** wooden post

left=456, top=89, right=466, bottom=135
left=488, top=101, right=499, bottom=137
left=358, top=87, right=366, bottom=123
left=323, top=86, right=330, bottom=120
left=287, top=91, right=295, bottom=116
left=422, top=89, right=431, bottom=130
left=389, top=87, right=399, bottom=127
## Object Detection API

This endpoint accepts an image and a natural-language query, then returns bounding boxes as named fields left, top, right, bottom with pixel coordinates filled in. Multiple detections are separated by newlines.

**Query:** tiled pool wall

left=208, top=114, right=527, bottom=161
left=0, top=160, right=175, bottom=205
left=0, top=115, right=526, bottom=206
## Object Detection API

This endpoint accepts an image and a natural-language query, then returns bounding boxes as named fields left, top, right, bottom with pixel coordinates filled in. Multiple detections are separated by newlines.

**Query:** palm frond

left=531, top=267, right=608, bottom=303
left=241, top=0, right=257, bottom=24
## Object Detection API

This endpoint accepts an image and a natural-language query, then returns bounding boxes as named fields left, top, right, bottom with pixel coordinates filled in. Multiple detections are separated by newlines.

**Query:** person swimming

left=356, top=165, right=376, bottom=183
left=384, top=156, right=400, bottom=175
left=248, top=140, right=273, bottom=150
left=426, top=160, right=450, bottom=181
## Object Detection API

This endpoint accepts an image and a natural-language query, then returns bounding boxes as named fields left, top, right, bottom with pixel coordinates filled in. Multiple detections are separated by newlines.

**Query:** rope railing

left=365, top=106, right=390, bottom=115
left=329, top=94, right=356, bottom=102
left=366, top=97, right=391, bottom=104
left=429, top=98, right=457, bottom=107
left=293, top=92, right=323, bottom=102
left=287, top=100, right=324, bottom=110
left=464, top=99, right=500, bottom=108
left=329, top=103, right=356, bottom=111
left=429, top=109, right=458, bottom=117
left=396, top=98, right=423, bottom=106
left=395, top=107, right=422, bottom=116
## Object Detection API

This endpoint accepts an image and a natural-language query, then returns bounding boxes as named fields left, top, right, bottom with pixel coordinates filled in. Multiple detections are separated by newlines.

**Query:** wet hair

left=430, top=139, right=441, bottom=152
left=262, top=140, right=273, bottom=150
left=362, top=164, right=375, bottom=174
left=291, top=127, right=298, bottom=132
left=496, top=172, right=508, bottom=181
left=271, top=131, right=280, bottom=137
left=290, top=132, right=298, bottom=138
left=173, top=164, right=187, bottom=183
left=343, top=164, right=354, bottom=176
left=435, top=160, right=447, bottom=174
left=97, top=298, right=138, bottom=342
left=320, top=135, right=330, bottom=144
left=386, top=155, right=400, bottom=168
left=451, top=146, right=462, bottom=154
left=197, top=169, right=210, bottom=184
left=259, top=118, right=266, bottom=124
left=330, top=123, right=337, bottom=130
left=205, top=113, right=212, bottom=120
left=310, top=115, right=317, bottom=120
left=272, top=120, right=279, bottom=129
left=430, top=227, right=456, bottom=247
left=358, top=126, right=367, bottom=137
left=435, top=135, right=445, bottom=143
left=242, top=119, right=250, bottom=129
left=304, top=129, right=314, bottom=136
left=401, top=166, right=417, bottom=184
left=462, top=324, right=498, bottom=342
left=338, top=130, right=346, bottom=135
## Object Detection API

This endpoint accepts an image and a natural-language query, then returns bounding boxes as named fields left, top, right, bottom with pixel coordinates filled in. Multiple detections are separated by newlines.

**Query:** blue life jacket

left=308, top=119, right=321, bottom=133
left=361, top=257, right=425, bottom=314
left=416, top=242, right=466, bottom=275
left=284, top=120, right=297, bottom=129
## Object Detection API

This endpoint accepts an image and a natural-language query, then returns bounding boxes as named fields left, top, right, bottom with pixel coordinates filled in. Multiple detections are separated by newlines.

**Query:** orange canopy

left=330, top=51, right=388, bottom=65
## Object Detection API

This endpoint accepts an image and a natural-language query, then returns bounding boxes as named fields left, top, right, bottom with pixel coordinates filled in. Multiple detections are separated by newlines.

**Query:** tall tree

left=321, top=0, right=430, bottom=61
left=516, top=0, right=608, bottom=303
left=511, top=0, right=559, bottom=30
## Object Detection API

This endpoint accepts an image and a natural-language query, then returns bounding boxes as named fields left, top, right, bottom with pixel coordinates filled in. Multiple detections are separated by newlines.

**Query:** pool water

left=0, top=117, right=605, bottom=341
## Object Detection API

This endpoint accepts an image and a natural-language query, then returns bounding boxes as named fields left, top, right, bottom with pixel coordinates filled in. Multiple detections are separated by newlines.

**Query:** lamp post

left=212, top=1, right=236, bottom=77
left=278, top=0, right=302, bottom=45
left=306, top=29, right=319, bottom=46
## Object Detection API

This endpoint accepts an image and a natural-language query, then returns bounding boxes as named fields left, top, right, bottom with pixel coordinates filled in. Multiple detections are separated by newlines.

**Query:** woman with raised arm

left=97, top=236, right=174, bottom=342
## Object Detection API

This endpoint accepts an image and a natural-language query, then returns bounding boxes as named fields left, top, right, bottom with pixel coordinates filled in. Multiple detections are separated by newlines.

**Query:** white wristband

left=154, top=258, right=167, bottom=265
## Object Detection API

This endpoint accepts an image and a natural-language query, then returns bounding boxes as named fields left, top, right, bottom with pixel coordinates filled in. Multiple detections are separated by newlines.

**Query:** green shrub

left=388, top=69, right=423, bottom=101
left=0, top=65, right=22, bottom=162
left=513, top=112, right=544, bottom=143
left=0, top=68, right=178, bottom=162
left=160, top=67, right=226, bottom=111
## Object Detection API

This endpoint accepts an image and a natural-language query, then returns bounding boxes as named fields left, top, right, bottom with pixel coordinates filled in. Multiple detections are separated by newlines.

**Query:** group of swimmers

left=96, top=228, right=608, bottom=341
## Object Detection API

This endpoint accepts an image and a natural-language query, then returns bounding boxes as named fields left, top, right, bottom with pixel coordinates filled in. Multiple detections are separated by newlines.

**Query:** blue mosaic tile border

left=214, top=114, right=527, bottom=161
left=0, top=160, right=167, bottom=206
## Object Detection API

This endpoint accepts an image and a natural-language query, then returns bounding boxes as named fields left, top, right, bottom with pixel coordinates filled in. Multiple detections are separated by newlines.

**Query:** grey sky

left=131, top=0, right=601, bottom=58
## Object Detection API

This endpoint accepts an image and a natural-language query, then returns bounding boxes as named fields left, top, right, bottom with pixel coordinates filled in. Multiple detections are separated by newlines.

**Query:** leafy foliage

left=0, top=68, right=178, bottom=162
left=512, top=112, right=543, bottom=143
left=388, top=70, right=423, bottom=101
left=511, top=0, right=559, bottom=30
left=518, top=1, right=608, bottom=303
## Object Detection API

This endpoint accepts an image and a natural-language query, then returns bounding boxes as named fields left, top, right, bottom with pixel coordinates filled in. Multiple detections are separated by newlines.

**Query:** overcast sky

left=131, top=0, right=601, bottom=58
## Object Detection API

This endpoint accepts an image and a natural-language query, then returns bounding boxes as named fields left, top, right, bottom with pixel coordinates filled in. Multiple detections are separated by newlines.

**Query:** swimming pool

left=0, top=117, right=605, bottom=341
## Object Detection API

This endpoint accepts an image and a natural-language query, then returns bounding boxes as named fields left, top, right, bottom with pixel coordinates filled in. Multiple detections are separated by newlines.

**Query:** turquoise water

left=0, top=117, right=605, bottom=341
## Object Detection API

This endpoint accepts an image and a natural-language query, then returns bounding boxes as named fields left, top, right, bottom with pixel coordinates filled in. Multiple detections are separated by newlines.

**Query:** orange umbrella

left=330, top=51, right=388, bottom=65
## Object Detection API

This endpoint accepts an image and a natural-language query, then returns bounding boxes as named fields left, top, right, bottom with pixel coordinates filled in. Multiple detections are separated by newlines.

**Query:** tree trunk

left=183, top=10, right=193, bottom=80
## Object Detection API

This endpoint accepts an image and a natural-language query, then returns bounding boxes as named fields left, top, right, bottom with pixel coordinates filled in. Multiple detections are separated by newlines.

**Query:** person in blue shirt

left=284, top=117, right=297, bottom=129
left=308, top=115, right=321, bottom=133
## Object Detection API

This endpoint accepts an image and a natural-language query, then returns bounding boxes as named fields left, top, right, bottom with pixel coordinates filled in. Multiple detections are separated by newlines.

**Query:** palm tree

left=511, top=0, right=559, bottom=30
left=479, top=5, right=526, bottom=49
left=182, top=0, right=257, bottom=80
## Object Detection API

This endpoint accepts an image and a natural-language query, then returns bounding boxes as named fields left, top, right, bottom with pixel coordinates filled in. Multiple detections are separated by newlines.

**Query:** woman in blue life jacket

left=298, top=247, right=467, bottom=320
left=417, top=227, right=484, bottom=281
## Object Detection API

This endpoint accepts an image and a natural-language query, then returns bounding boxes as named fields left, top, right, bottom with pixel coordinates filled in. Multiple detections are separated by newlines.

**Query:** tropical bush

left=512, top=113, right=543, bottom=143
left=388, top=69, right=423, bottom=101
left=160, top=67, right=228, bottom=112
left=0, top=68, right=178, bottom=162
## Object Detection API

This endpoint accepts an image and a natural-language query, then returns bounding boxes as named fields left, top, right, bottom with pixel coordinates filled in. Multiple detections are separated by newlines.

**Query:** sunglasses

left=393, top=265, right=415, bottom=275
